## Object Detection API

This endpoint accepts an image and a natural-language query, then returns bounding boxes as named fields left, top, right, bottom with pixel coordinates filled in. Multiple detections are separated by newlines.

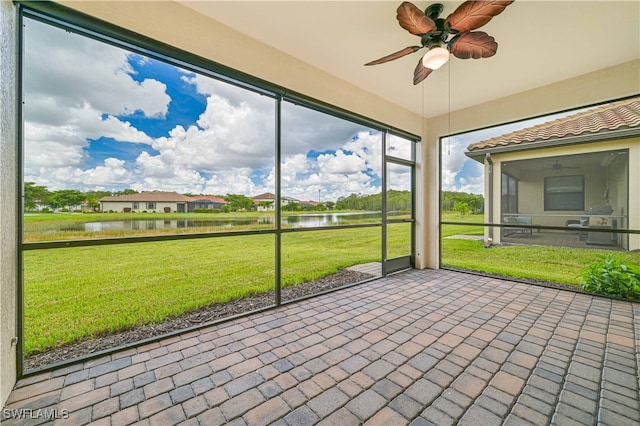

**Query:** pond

left=63, top=212, right=383, bottom=232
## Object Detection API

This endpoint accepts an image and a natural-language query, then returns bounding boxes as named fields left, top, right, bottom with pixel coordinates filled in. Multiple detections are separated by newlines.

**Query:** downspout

left=486, top=153, right=494, bottom=242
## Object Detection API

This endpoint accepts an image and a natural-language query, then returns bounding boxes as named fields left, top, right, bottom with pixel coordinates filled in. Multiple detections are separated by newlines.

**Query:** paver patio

left=3, top=269, right=639, bottom=425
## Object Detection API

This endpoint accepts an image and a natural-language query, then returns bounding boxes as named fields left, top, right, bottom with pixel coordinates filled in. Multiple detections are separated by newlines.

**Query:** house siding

left=100, top=201, right=184, bottom=213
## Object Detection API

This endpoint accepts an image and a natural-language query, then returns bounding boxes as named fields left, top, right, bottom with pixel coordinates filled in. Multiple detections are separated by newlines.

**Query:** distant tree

left=49, top=189, right=85, bottom=211
left=336, top=192, right=383, bottom=211
left=442, top=191, right=483, bottom=213
left=223, top=194, right=255, bottom=211
left=24, top=182, right=50, bottom=211
left=452, top=201, right=471, bottom=218
left=282, top=202, right=302, bottom=212
left=386, top=190, right=411, bottom=212
left=115, top=188, right=138, bottom=196
left=85, top=190, right=111, bottom=212
left=324, top=201, right=335, bottom=210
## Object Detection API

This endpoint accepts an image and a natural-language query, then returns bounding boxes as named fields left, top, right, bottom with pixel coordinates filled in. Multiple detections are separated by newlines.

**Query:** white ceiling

left=181, top=1, right=640, bottom=118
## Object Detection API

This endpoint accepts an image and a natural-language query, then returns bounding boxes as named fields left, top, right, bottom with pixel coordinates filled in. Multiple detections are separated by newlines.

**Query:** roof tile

left=467, top=97, right=640, bottom=151
left=99, top=191, right=192, bottom=202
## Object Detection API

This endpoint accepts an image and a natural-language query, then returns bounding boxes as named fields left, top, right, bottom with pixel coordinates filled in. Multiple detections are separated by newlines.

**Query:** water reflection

left=63, top=212, right=382, bottom=232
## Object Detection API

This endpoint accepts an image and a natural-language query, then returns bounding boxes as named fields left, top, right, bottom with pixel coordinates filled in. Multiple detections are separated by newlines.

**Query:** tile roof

left=252, top=192, right=276, bottom=200
left=99, top=191, right=193, bottom=202
left=467, top=96, right=640, bottom=152
left=189, top=195, right=227, bottom=203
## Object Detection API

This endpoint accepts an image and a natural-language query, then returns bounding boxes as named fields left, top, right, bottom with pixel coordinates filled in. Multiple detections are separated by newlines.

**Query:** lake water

left=66, top=212, right=382, bottom=232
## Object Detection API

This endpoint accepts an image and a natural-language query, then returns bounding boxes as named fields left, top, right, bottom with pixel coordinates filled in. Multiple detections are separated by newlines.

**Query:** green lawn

left=441, top=213, right=640, bottom=285
left=24, top=228, right=384, bottom=355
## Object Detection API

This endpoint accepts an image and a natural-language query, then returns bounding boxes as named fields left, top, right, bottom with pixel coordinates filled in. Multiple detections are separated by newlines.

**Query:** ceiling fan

left=365, top=1, right=514, bottom=85
left=542, top=160, right=580, bottom=174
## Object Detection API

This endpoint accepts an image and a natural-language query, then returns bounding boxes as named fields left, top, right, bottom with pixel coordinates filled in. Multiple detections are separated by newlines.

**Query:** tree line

left=25, top=182, right=481, bottom=214
left=441, top=191, right=484, bottom=215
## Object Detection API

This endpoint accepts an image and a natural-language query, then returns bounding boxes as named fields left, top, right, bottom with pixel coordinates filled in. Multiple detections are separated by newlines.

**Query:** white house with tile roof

left=466, top=97, right=640, bottom=250
left=251, top=192, right=298, bottom=211
left=99, top=191, right=193, bottom=213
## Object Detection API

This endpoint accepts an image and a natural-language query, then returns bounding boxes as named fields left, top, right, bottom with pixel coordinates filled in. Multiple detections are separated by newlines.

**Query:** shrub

left=193, top=208, right=221, bottom=213
left=579, top=255, right=640, bottom=300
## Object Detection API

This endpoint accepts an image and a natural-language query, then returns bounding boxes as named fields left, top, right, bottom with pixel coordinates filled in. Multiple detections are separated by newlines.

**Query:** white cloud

left=23, top=18, right=169, bottom=191
left=203, top=168, right=272, bottom=196
left=25, top=19, right=170, bottom=122
left=317, top=150, right=367, bottom=175
left=27, top=158, right=134, bottom=192
left=441, top=136, right=475, bottom=192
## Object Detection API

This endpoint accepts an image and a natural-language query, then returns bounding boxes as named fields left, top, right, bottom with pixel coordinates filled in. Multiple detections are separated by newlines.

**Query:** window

left=544, top=175, right=584, bottom=211
left=19, top=5, right=417, bottom=372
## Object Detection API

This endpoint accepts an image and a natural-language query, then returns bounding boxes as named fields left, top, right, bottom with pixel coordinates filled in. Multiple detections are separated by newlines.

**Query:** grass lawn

left=441, top=213, right=640, bottom=285
left=442, top=239, right=640, bottom=284
left=24, top=228, right=384, bottom=355
left=441, top=212, right=484, bottom=237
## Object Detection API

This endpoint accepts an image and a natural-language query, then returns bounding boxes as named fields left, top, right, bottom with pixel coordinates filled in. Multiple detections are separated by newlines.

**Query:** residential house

left=99, top=191, right=192, bottom=213
left=188, top=195, right=228, bottom=212
left=466, top=97, right=640, bottom=251
left=252, top=192, right=298, bottom=211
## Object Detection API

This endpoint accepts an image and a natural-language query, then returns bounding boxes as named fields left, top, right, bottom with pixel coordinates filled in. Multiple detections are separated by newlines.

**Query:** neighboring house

left=188, top=195, right=227, bottom=212
left=99, top=191, right=192, bottom=213
left=465, top=97, right=640, bottom=251
left=298, top=200, right=320, bottom=209
left=252, top=192, right=298, bottom=211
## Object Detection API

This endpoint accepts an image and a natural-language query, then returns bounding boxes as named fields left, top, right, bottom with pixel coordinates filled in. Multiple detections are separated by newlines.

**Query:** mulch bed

left=25, top=269, right=374, bottom=370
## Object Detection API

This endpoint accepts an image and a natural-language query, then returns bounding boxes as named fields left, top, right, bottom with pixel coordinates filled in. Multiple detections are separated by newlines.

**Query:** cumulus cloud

left=23, top=18, right=169, bottom=190
left=277, top=131, right=383, bottom=201
left=22, top=18, right=405, bottom=200
left=25, top=19, right=170, bottom=121
left=441, top=136, right=470, bottom=191
left=27, top=158, right=135, bottom=192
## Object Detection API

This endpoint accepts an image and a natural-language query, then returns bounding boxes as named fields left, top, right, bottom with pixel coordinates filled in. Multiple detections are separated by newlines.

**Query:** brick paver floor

left=3, top=269, right=639, bottom=425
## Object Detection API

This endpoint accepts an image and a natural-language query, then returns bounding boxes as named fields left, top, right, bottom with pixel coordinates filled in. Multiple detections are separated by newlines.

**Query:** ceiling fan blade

left=365, top=46, right=422, bottom=66
left=413, top=59, right=433, bottom=85
left=397, top=1, right=437, bottom=36
left=449, top=31, right=498, bottom=59
left=445, top=0, right=514, bottom=33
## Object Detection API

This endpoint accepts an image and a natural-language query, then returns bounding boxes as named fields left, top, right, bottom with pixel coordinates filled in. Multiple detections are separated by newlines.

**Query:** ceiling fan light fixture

left=421, top=46, right=450, bottom=70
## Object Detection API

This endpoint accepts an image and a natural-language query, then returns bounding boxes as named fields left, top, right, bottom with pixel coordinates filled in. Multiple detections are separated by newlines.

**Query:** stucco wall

left=100, top=201, right=182, bottom=213
left=487, top=138, right=638, bottom=248
left=0, top=0, right=17, bottom=408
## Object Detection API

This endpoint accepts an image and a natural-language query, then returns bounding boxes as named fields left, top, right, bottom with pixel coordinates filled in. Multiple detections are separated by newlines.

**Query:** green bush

left=580, top=255, right=640, bottom=300
left=193, top=208, right=221, bottom=213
